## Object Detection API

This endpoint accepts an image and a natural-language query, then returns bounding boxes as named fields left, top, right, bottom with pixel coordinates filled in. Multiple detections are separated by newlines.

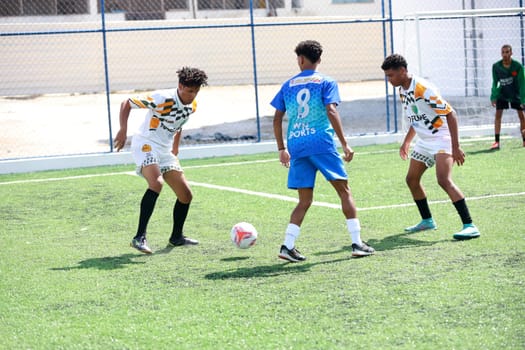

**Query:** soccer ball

left=230, top=222, right=258, bottom=249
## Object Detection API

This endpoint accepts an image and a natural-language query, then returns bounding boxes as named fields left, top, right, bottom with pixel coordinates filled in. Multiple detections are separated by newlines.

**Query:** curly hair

left=381, top=54, right=408, bottom=71
left=295, top=40, right=323, bottom=63
left=177, top=67, right=208, bottom=87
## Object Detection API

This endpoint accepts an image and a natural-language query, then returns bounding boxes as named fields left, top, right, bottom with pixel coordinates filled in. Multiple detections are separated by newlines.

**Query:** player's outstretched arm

left=114, top=99, right=131, bottom=152
left=446, top=111, right=465, bottom=166
left=400, top=126, right=416, bottom=160
left=172, top=130, right=182, bottom=156
left=273, top=109, right=290, bottom=167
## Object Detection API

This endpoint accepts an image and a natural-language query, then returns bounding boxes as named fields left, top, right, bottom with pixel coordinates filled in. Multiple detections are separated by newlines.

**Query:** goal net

left=401, top=8, right=525, bottom=135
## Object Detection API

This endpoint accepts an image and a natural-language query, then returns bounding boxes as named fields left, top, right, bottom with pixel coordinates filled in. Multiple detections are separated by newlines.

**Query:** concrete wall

left=390, top=0, right=524, bottom=97
left=1, top=17, right=386, bottom=96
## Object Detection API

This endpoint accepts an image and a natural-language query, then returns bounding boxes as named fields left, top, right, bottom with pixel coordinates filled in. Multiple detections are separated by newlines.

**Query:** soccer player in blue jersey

left=114, top=67, right=208, bottom=254
left=271, top=40, right=375, bottom=262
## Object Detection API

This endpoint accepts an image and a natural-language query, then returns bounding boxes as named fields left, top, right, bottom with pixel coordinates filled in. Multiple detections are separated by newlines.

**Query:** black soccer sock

left=495, top=133, right=500, bottom=143
left=170, top=200, right=190, bottom=240
left=453, top=198, right=473, bottom=225
left=135, top=189, right=159, bottom=238
left=415, top=198, right=432, bottom=220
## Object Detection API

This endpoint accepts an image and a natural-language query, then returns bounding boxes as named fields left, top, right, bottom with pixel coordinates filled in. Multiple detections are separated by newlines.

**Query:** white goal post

left=400, top=7, right=525, bottom=133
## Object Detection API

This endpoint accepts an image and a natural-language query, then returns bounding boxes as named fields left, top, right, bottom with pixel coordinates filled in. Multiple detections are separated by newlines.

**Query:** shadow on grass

left=154, top=244, right=206, bottom=255
left=220, top=256, right=250, bottom=262
left=205, top=257, right=351, bottom=280
left=366, top=231, right=449, bottom=251
left=155, top=245, right=175, bottom=255
left=466, top=148, right=498, bottom=155
left=50, top=253, right=146, bottom=271
left=314, top=231, right=448, bottom=257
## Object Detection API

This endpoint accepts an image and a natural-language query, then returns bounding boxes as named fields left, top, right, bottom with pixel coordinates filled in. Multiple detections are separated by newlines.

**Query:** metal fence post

left=249, top=0, right=262, bottom=142
left=382, top=0, right=398, bottom=133
left=100, top=0, right=114, bottom=152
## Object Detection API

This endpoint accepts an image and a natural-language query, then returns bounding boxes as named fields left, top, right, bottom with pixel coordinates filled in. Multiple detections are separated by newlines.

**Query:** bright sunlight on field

left=1, top=140, right=523, bottom=349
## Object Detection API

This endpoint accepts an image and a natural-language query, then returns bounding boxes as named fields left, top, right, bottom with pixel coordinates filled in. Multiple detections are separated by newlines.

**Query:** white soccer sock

left=346, top=218, right=362, bottom=245
left=283, top=223, right=300, bottom=249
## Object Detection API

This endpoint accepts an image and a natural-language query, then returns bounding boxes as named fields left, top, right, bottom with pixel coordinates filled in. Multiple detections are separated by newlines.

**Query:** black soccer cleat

left=168, top=236, right=199, bottom=247
left=351, top=242, right=375, bottom=257
left=278, top=245, right=306, bottom=262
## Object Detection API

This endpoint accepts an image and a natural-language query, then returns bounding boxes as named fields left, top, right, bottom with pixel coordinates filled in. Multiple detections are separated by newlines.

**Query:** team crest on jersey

left=142, top=144, right=152, bottom=152
left=402, top=91, right=416, bottom=106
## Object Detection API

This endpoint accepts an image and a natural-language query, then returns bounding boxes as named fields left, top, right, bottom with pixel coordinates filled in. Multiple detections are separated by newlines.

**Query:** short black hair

left=177, top=67, right=208, bottom=87
left=381, top=54, right=408, bottom=70
left=295, top=40, right=323, bottom=63
left=501, top=44, right=512, bottom=52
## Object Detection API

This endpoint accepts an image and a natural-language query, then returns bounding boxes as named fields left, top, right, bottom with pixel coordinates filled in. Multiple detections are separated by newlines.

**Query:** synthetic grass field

left=1, top=140, right=524, bottom=349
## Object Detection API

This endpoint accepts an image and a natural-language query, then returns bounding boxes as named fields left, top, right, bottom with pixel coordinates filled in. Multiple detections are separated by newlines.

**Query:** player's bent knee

left=405, top=175, right=419, bottom=187
left=177, top=190, right=193, bottom=203
left=437, top=177, right=453, bottom=190
left=148, top=183, right=163, bottom=193
left=298, top=199, right=313, bottom=210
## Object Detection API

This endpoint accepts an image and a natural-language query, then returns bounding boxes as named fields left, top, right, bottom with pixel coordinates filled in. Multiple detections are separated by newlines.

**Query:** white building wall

left=390, top=0, right=523, bottom=97
left=1, top=1, right=522, bottom=95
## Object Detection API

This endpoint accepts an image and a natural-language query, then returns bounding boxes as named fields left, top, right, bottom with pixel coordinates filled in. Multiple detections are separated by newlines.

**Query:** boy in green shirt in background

left=490, top=44, right=525, bottom=149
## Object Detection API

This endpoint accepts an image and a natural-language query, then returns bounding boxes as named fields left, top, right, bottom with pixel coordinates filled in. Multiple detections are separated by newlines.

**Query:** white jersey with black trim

left=400, top=75, right=452, bottom=142
left=129, top=89, right=196, bottom=149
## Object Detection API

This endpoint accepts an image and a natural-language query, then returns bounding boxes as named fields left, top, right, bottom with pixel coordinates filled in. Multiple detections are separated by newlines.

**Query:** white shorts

left=131, top=136, right=182, bottom=176
left=411, top=138, right=452, bottom=168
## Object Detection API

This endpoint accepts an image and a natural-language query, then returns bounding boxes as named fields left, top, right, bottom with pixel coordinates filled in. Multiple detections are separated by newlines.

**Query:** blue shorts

left=288, top=152, right=348, bottom=189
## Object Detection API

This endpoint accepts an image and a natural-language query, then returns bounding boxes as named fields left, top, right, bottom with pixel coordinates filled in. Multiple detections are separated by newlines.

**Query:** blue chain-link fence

left=1, top=0, right=523, bottom=160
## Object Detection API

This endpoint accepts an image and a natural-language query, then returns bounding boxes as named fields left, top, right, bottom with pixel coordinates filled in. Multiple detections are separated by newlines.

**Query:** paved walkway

left=0, top=80, right=516, bottom=160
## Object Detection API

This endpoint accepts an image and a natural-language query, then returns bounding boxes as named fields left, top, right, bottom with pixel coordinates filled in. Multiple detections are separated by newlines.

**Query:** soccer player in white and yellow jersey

left=114, top=67, right=208, bottom=253
left=381, top=54, right=480, bottom=240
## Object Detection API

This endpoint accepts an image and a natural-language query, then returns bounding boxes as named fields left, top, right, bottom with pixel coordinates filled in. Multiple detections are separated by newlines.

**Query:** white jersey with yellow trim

left=400, top=75, right=452, bottom=142
left=129, top=88, right=196, bottom=148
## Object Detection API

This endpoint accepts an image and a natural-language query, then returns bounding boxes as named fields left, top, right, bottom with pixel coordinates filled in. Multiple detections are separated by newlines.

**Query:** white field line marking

left=1, top=165, right=524, bottom=211
left=1, top=141, right=522, bottom=211
left=0, top=135, right=497, bottom=184
left=189, top=181, right=340, bottom=209
left=2, top=166, right=523, bottom=210
left=462, top=135, right=512, bottom=143
left=185, top=159, right=276, bottom=169
left=181, top=149, right=398, bottom=169
left=0, top=149, right=396, bottom=186
left=0, top=133, right=510, bottom=185
left=357, top=192, right=525, bottom=211
left=0, top=171, right=133, bottom=186
left=188, top=180, right=525, bottom=211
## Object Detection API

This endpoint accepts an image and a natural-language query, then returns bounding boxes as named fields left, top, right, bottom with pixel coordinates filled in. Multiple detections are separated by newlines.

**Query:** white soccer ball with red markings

left=230, top=222, right=258, bottom=249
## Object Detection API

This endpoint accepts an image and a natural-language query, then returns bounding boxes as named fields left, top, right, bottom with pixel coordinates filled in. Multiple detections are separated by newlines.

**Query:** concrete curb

left=0, top=125, right=519, bottom=174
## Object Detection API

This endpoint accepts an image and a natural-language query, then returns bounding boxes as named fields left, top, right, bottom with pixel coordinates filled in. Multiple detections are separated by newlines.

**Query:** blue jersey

left=271, top=70, right=341, bottom=158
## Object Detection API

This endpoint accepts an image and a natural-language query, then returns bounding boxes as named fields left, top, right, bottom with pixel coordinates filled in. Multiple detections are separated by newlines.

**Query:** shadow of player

left=204, top=256, right=352, bottom=280
left=50, top=253, right=146, bottom=271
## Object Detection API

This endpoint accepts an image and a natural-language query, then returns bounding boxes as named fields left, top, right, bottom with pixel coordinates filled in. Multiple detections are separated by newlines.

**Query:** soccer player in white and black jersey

left=381, top=54, right=480, bottom=240
left=114, top=67, right=208, bottom=253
